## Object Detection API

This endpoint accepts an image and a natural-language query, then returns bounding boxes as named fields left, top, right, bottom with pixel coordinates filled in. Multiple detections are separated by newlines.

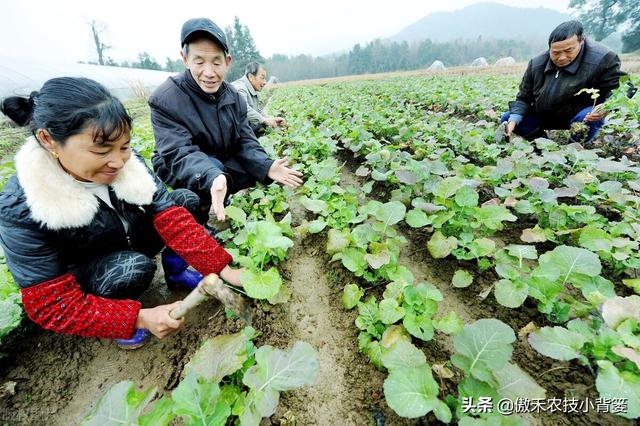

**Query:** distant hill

left=390, top=2, right=572, bottom=44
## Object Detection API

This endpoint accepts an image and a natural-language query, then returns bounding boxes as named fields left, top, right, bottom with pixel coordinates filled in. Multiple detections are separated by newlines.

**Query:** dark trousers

left=71, top=188, right=200, bottom=300
left=72, top=251, right=157, bottom=299
left=501, top=106, right=605, bottom=143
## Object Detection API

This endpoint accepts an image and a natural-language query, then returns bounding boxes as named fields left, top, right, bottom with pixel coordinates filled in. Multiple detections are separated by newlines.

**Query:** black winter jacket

left=149, top=70, right=274, bottom=198
left=0, top=139, right=173, bottom=287
left=509, top=39, right=624, bottom=126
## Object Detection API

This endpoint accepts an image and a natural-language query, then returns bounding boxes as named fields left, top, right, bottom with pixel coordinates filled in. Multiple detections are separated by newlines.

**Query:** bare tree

left=89, top=20, right=111, bottom=65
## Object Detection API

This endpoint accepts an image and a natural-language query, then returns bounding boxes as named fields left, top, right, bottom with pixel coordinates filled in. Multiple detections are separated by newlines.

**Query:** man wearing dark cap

left=501, top=20, right=626, bottom=144
left=149, top=17, right=303, bottom=224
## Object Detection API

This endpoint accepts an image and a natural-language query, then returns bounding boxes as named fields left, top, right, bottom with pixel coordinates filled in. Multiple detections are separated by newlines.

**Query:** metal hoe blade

left=208, top=279, right=253, bottom=325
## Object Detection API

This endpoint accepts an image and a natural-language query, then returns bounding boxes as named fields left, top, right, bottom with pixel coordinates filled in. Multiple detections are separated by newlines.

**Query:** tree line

left=266, top=38, right=543, bottom=82
left=86, top=0, right=640, bottom=81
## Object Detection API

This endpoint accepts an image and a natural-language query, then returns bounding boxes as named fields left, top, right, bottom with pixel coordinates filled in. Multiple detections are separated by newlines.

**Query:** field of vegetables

left=1, top=72, right=639, bottom=425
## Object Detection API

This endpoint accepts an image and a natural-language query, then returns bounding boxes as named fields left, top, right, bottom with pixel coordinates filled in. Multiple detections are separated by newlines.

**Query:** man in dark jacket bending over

left=149, top=17, right=303, bottom=223
left=502, top=20, right=624, bottom=143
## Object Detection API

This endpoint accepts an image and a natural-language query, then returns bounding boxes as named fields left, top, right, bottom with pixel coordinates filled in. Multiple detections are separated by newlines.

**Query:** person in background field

left=149, top=17, right=303, bottom=226
left=232, top=61, right=286, bottom=136
left=501, top=20, right=625, bottom=144
left=0, top=77, right=244, bottom=349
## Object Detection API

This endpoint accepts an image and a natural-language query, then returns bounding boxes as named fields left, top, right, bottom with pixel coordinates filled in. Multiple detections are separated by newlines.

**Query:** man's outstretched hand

left=210, top=174, right=228, bottom=221
left=263, top=117, right=287, bottom=128
left=504, top=121, right=517, bottom=139
left=584, top=104, right=608, bottom=122
left=268, top=157, right=303, bottom=188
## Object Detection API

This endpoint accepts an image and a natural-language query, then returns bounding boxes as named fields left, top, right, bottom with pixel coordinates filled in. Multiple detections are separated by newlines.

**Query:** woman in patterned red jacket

left=0, top=77, right=243, bottom=349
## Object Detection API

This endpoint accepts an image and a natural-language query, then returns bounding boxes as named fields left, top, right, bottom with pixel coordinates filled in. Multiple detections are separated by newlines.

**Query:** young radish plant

left=81, top=328, right=320, bottom=426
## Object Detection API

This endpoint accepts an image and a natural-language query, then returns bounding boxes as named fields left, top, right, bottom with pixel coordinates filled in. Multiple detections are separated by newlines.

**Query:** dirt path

left=248, top=183, right=412, bottom=424
left=283, top=247, right=355, bottom=422
left=263, top=240, right=391, bottom=425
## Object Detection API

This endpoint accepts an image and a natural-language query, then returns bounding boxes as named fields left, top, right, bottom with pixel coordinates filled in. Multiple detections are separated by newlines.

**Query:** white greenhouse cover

left=0, top=56, right=175, bottom=106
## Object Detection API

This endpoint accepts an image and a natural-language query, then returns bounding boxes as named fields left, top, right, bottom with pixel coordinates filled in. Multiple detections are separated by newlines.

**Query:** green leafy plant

left=328, top=200, right=409, bottom=283
left=81, top=327, right=320, bottom=426
left=450, top=319, right=544, bottom=423
left=243, top=74, right=640, bottom=422
left=0, top=257, right=22, bottom=346
left=222, top=210, right=293, bottom=301
left=575, top=87, right=600, bottom=110
left=528, top=295, right=640, bottom=419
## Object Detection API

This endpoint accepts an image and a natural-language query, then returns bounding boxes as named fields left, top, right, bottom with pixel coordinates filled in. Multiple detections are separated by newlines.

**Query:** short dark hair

left=1, top=77, right=131, bottom=145
left=549, top=20, right=584, bottom=46
left=245, top=61, right=263, bottom=77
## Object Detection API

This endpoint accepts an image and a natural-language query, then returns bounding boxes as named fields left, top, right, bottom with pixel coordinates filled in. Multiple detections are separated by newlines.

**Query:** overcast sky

left=1, top=0, right=571, bottom=65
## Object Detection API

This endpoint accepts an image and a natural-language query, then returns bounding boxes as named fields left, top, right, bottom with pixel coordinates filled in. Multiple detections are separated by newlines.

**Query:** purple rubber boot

left=114, top=328, right=151, bottom=350
left=161, top=250, right=203, bottom=290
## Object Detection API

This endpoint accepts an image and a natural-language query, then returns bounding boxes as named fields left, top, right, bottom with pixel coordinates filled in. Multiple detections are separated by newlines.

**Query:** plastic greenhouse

left=0, top=56, right=174, bottom=115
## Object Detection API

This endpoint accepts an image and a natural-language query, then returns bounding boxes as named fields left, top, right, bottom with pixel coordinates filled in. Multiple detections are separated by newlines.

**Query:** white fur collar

left=16, top=137, right=157, bottom=230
